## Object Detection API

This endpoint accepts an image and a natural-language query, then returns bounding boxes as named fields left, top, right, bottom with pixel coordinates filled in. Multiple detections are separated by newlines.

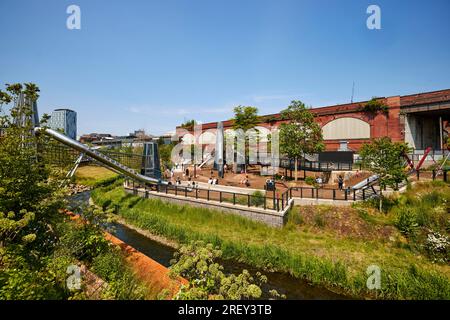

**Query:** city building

left=49, top=109, right=77, bottom=140
left=176, top=88, right=450, bottom=154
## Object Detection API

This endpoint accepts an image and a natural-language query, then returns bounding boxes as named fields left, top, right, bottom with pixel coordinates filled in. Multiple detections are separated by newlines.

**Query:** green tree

left=359, top=137, right=411, bottom=211
left=232, top=106, right=259, bottom=131
left=279, top=101, right=324, bottom=181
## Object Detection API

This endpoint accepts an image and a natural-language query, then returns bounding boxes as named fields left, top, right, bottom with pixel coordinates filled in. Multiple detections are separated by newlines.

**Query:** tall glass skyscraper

left=49, top=109, right=77, bottom=139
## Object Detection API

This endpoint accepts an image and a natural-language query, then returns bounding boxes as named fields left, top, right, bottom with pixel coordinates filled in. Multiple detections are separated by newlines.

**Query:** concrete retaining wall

left=124, top=186, right=291, bottom=227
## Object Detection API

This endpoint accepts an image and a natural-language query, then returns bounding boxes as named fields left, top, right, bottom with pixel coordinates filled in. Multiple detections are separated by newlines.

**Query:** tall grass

left=91, top=184, right=450, bottom=299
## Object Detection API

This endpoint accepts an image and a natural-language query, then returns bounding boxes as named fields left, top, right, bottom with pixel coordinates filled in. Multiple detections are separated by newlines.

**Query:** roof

left=53, top=108, right=76, bottom=112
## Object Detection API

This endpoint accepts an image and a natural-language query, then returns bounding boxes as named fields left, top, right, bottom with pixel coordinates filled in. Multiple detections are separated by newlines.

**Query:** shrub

left=250, top=191, right=265, bottom=208
left=91, top=247, right=148, bottom=300
left=425, top=231, right=449, bottom=263
left=305, top=176, right=316, bottom=186
left=170, top=241, right=283, bottom=300
left=314, top=212, right=325, bottom=228
left=395, top=208, right=418, bottom=236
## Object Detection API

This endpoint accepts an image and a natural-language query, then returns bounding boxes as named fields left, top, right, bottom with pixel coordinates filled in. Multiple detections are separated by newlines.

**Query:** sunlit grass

left=92, top=183, right=450, bottom=299
left=74, top=165, right=118, bottom=187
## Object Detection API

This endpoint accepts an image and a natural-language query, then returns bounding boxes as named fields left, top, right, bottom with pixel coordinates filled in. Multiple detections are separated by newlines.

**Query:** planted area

left=73, top=165, right=119, bottom=187
left=92, top=181, right=450, bottom=299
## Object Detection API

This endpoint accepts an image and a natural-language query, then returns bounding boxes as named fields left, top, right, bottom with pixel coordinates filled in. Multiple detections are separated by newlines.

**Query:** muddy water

left=69, top=191, right=348, bottom=300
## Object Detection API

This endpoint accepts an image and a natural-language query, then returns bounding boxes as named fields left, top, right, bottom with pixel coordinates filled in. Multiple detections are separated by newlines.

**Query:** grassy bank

left=74, top=165, right=118, bottom=187
left=91, top=181, right=450, bottom=299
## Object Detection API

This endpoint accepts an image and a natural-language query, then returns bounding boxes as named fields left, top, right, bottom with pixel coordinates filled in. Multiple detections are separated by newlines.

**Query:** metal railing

left=124, top=179, right=291, bottom=212
left=279, top=158, right=353, bottom=172
left=414, top=169, right=449, bottom=182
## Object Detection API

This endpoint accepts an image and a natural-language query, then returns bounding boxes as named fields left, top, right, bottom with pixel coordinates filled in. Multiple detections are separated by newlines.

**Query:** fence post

left=333, top=189, right=336, bottom=200
left=345, top=189, right=348, bottom=201
left=311, top=188, right=314, bottom=198
left=264, top=195, right=266, bottom=210
left=316, top=188, right=319, bottom=199
left=362, top=188, right=365, bottom=200
left=233, top=193, right=236, bottom=205
left=416, top=170, right=420, bottom=180
left=281, top=193, right=285, bottom=210
left=185, top=187, right=187, bottom=197
left=432, top=170, right=436, bottom=180
left=444, top=170, right=448, bottom=182
left=219, top=191, right=222, bottom=203
left=247, top=194, right=251, bottom=207
left=276, top=197, right=280, bottom=211
left=300, top=187, right=303, bottom=198
left=207, top=189, right=210, bottom=201
left=353, top=189, right=356, bottom=201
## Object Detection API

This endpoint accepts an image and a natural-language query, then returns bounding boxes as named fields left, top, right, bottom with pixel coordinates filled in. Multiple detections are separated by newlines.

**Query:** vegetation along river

left=68, top=191, right=348, bottom=300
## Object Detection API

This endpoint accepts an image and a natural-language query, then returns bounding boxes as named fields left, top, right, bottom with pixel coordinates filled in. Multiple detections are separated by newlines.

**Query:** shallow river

left=69, top=191, right=348, bottom=300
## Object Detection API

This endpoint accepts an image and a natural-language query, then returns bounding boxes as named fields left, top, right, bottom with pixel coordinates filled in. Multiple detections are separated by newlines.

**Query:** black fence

left=414, top=169, right=449, bottom=182
left=125, top=179, right=291, bottom=212
left=279, top=158, right=353, bottom=172
left=289, top=186, right=378, bottom=201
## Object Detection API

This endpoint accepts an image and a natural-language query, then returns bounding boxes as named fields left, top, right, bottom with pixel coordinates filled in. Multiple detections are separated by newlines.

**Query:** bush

left=305, top=176, right=316, bottom=186
left=313, top=212, right=325, bottom=228
left=170, top=241, right=283, bottom=300
left=250, top=191, right=265, bottom=208
left=395, top=208, right=418, bottom=236
left=91, top=247, right=147, bottom=300
left=425, top=231, right=449, bottom=263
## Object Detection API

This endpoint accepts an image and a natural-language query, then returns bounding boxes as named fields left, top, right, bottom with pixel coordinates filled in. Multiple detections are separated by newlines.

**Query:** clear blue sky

left=1, top=0, right=449, bottom=136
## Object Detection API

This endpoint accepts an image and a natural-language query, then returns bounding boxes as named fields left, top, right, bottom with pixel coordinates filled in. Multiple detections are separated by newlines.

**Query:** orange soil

left=104, top=233, right=187, bottom=299
left=64, top=209, right=187, bottom=299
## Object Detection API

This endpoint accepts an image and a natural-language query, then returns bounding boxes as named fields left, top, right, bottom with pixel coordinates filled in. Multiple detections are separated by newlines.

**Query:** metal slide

left=351, top=174, right=379, bottom=190
left=35, top=127, right=167, bottom=185
left=198, top=153, right=213, bottom=168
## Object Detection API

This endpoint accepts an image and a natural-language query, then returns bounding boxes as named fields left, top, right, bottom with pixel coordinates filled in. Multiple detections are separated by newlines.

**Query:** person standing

left=338, top=175, right=344, bottom=190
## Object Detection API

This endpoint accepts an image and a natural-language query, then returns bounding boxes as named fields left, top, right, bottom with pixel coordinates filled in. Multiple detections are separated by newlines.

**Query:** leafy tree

left=279, top=101, right=324, bottom=181
left=359, top=137, right=411, bottom=211
left=180, top=119, right=196, bottom=131
left=159, top=142, right=176, bottom=171
left=232, top=106, right=259, bottom=132
left=170, top=241, right=283, bottom=300
left=0, top=82, right=147, bottom=300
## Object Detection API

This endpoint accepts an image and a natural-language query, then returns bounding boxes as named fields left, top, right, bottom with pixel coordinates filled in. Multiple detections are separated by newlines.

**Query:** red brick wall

left=175, top=89, right=450, bottom=152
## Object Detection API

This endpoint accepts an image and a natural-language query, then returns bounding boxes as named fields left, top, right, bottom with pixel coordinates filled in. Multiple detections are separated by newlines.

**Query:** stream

left=68, top=191, right=348, bottom=300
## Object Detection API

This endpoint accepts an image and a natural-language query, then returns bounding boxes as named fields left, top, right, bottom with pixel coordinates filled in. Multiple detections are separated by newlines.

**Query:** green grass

left=91, top=184, right=450, bottom=300
left=73, top=165, right=119, bottom=187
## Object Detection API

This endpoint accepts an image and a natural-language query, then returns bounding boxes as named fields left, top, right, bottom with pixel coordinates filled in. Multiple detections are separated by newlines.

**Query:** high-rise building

left=49, top=109, right=77, bottom=139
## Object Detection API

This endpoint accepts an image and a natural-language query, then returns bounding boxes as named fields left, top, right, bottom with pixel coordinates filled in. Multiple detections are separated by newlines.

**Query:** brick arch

left=319, top=114, right=370, bottom=127
left=321, top=117, right=371, bottom=140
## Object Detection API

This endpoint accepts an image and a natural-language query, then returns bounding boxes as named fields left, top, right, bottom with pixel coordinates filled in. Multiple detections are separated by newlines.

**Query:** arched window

left=322, top=117, right=370, bottom=140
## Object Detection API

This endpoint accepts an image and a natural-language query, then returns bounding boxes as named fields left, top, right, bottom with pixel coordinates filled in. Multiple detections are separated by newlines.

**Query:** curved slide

left=35, top=127, right=167, bottom=185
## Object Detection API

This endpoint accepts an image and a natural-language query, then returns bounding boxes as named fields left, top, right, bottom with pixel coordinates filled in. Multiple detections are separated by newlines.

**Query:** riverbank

left=108, top=218, right=345, bottom=299
left=91, top=182, right=450, bottom=300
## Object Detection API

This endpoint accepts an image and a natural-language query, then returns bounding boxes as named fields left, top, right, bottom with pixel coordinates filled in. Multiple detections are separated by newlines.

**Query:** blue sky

left=1, top=0, right=449, bottom=136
